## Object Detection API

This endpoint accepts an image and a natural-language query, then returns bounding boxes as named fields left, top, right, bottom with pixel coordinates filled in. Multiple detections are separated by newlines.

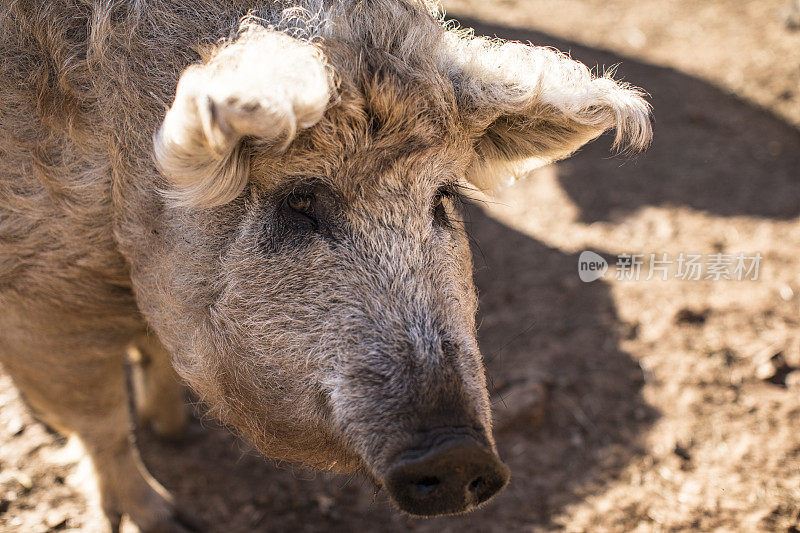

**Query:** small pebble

left=492, top=379, right=548, bottom=431
left=785, top=370, right=800, bottom=389
left=44, top=509, right=68, bottom=530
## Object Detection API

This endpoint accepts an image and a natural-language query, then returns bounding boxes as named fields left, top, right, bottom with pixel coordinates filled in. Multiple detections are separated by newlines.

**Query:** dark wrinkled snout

left=386, top=429, right=510, bottom=516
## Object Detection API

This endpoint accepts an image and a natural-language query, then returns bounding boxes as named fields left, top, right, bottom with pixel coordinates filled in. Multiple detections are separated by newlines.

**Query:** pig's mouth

left=377, top=427, right=510, bottom=516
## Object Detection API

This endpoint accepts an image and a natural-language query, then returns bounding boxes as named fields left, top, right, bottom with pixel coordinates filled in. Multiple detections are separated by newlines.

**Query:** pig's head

left=141, top=1, right=651, bottom=517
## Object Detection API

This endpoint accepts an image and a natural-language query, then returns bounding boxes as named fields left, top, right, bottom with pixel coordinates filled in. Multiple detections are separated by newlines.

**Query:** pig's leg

left=0, top=340, right=199, bottom=533
left=129, top=333, right=188, bottom=440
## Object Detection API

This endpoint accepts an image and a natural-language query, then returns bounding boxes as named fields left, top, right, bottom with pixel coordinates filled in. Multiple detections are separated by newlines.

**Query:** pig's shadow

left=138, top=204, right=652, bottom=532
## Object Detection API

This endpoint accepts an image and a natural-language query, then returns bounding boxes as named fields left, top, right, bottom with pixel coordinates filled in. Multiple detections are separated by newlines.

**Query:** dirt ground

left=2, top=1, right=800, bottom=531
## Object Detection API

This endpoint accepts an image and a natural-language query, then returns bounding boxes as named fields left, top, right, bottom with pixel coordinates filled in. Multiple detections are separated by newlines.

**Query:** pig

left=0, top=0, right=651, bottom=530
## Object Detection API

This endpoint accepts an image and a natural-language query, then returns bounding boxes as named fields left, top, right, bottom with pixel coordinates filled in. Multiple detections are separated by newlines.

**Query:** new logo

left=578, top=251, right=608, bottom=282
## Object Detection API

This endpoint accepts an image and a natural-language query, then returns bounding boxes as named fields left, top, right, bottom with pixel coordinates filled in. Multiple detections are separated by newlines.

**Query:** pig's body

left=0, top=1, right=651, bottom=530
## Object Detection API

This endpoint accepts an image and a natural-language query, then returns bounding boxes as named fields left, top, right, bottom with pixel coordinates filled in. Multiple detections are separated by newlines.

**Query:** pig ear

left=441, top=34, right=652, bottom=191
left=154, top=24, right=333, bottom=208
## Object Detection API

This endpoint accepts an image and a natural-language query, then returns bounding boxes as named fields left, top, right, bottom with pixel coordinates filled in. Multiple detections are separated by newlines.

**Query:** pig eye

left=280, top=190, right=319, bottom=232
left=432, top=185, right=457, bottom=223
left=287, top=192, right=315, bottom=216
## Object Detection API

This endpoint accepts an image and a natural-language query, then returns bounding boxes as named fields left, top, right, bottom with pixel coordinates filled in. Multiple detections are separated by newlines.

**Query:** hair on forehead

left=157, top=0, right=651, bottom=207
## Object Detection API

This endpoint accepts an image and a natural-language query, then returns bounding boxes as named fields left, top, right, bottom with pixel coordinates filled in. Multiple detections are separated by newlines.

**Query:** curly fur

left=0, top=0, right=651, bottom=528
left=151, top=0, right=651, bottom=205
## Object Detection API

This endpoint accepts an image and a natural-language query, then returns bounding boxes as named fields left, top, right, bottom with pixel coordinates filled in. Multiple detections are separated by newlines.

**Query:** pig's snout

left=385, top=429, right=510, bottom=516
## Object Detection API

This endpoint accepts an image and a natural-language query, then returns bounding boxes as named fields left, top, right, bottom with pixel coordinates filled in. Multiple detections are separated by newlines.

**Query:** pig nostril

left=468, top=476, right=485, bottom=494
left=412, top=476, right=440, bottom=495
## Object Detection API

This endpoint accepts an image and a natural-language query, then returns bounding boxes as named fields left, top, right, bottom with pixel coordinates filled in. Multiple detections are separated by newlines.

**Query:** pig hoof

left=102, top=479, right=204, bottom=533
left=107, top=505, right=204, bottom=533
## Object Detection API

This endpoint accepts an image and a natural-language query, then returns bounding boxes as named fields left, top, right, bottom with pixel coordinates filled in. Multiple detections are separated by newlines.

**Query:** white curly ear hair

left=438, top=32, right=652, bottom=191
left=154, top=22, right=332, bottom=208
